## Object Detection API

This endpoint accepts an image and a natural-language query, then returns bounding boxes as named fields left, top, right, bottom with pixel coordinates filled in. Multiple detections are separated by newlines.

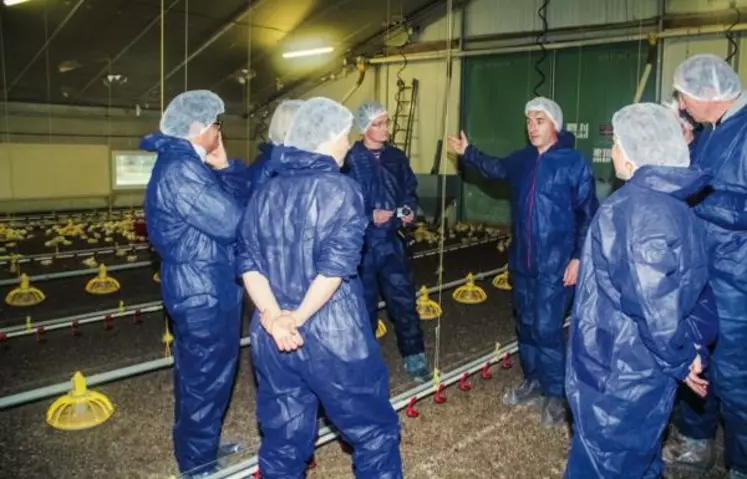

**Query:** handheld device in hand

left=396, top=206, right=412, bottom=218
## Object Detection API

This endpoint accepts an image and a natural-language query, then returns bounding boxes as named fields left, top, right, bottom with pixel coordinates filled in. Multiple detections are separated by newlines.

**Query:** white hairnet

left=284, top=97, right=354, bottom=152
left=612, top=103, right=690, bottom=169
left=673, top=54, right=742, bottom=102
left=268, top=99, right=305, bottom=145
left=356, top=101, right=387, bottom=133
left=160, top=90, right=225, bottom=139
left=525, top=97, right=563, bottom=131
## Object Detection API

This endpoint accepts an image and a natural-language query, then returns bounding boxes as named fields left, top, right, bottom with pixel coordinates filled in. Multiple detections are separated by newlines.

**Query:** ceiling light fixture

left=4, top=0, right=34, bottom=6
left=282, top=47, right=334, bottom=59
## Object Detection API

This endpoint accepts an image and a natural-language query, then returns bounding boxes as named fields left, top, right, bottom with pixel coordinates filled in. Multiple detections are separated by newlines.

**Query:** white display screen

left=112, top=151, right=157, bottom=189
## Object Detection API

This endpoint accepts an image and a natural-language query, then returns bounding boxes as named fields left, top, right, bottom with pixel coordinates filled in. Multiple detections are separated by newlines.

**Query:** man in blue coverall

left=344, top=101, right=430, bottom=383
left=447, top=97, right=598, bottom=427
left=142, top=90, right=250, bottom=478
left=662, top=54, right=747, bottom=479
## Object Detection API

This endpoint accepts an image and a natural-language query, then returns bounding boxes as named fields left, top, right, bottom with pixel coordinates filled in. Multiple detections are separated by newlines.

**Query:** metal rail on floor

left=0, top=236, right=499, bottom=283
left=1, top=300, right=164, bottom=339
left=0, top=237, right=500, bottom=285
left=0, top=265, right=507, bottom=410
left=0, top=260, right=154, bottom=287
left=214, top=315, right=571, bottom=479
left=217, top=342, right=519, bottom=478
left=0, top=237, right=506, bottom=337
left=0, top=209, right=143, bottom=224
left=0, top=243, right=152, bottom=266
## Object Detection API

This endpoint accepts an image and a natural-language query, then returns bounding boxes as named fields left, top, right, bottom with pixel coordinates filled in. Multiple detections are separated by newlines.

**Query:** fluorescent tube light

left=282, top=47, right=334, bottom=59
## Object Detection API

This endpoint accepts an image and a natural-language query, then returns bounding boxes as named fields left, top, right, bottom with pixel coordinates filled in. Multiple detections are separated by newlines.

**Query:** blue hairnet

left=160, top=90, right=225, bottom=139
left=284, top=97, right=354, bottom=152
left=525, top=97, right=563, bottom=131
left=356, top=101, right=387, bottom=133
left=612, top=103, right=690, bottom=168
left=673, top=54, right=742, bottom=102
left=268, top=99, right=305, bottom=145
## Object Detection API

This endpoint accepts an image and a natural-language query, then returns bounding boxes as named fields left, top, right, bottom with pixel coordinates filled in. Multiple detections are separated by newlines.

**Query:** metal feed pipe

left=0, top=265, right=507, bottom=410
left=0, top=243, right=151, bottom=266
left=0, top=236, right=504, bottom=336
left=1, top=300, right=164, bottom=339
left=0, top=261, right=153, bottom=287
left=0, top=235, right=495, bottom=285
left=368, top=22, right=747, bottom=65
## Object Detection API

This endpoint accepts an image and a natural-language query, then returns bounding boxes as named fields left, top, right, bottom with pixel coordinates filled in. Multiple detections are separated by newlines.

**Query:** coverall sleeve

left=343, top=157, right=375, bottom=216
left=316, top=181, right=368, bottom=278
left=686, top=283, right=719, bottom=347
left=694, top=189, right=747, bottom=230
left=235, top=199, right=264, bottom=277
left=685, top=283, right=719, bottom=367
left=619, top=235, right=699, bottom=380
left=403, top=162, right=419, bottom=212
left=213, top=159, right=253, bottom=204
left=571, top=162, right=599, bottom=259
left=170, top=161, right=244, bottom=245
left=460, top=144, right=511, bottom=180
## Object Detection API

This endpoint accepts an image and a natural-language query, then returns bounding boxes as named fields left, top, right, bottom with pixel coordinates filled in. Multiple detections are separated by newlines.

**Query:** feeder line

left=0, top=265, right=506, bottom=409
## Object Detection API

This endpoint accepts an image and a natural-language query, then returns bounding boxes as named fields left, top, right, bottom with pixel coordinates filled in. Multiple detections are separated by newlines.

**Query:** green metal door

left=459, top=40, right=657, bottom=224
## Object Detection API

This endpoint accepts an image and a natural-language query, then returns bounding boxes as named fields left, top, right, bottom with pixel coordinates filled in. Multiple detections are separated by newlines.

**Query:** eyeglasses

left=213, top=119, right=223, bottom=131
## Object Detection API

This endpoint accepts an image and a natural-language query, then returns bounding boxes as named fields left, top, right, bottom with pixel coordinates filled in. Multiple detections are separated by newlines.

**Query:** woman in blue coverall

left=142, top=90, right=251, bottom=478
left=236, top=97, right=402, bottom=479
left=564, top=103, right=718, bottom=479
left=247, top=99, right=305, bottom=192
left=447, top=97, right=598, bottom=427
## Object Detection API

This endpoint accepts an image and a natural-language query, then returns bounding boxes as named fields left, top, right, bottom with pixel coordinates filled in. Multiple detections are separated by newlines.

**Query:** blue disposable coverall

left=674, top=97, right=747, bottom=474
left=236, top=145, right=402, bottom=479
left=461, top=131, right=598, bottom=397
left=141, top=134, right=248, bottom=475
left=247, top=142, right=274, bottom=192
left=564, top=166, right=718, bottom=479
left=344, top=141, right=425, bottom=358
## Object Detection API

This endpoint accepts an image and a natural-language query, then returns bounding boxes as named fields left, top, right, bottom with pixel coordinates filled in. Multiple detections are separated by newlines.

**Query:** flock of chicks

left=405, top=221, right=514, bottom=322
left=1, top=214, right=146, bottom=308
left=411, top=221, right=504, bottom=246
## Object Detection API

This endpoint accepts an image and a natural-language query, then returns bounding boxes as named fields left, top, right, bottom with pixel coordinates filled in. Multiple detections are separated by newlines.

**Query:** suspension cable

left=432, top=0, right=456, bottom=388
left=161, top=0, right=165, bottom=115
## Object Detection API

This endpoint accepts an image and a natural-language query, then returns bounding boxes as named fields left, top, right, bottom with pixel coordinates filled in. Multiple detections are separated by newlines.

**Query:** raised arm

left=169, top=160, right=244, bottom=245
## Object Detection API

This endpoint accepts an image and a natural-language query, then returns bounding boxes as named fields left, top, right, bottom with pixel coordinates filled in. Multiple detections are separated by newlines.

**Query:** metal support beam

left=246, top=0, right=450, bottom=115
left=7, top=0, right=87, bottom=94
left=138, top=0, right=267, bottom=100
left=72, top=0, right=183, bottom=102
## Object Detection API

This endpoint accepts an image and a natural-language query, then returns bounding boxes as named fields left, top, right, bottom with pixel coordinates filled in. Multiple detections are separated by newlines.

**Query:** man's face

left=677, top=92, right=710, bottom=123
left=364, top=113, right=390, bottom=144
left=611, top=137, right=634, bottom=181
left=525, top=111, right=557, bottom=149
